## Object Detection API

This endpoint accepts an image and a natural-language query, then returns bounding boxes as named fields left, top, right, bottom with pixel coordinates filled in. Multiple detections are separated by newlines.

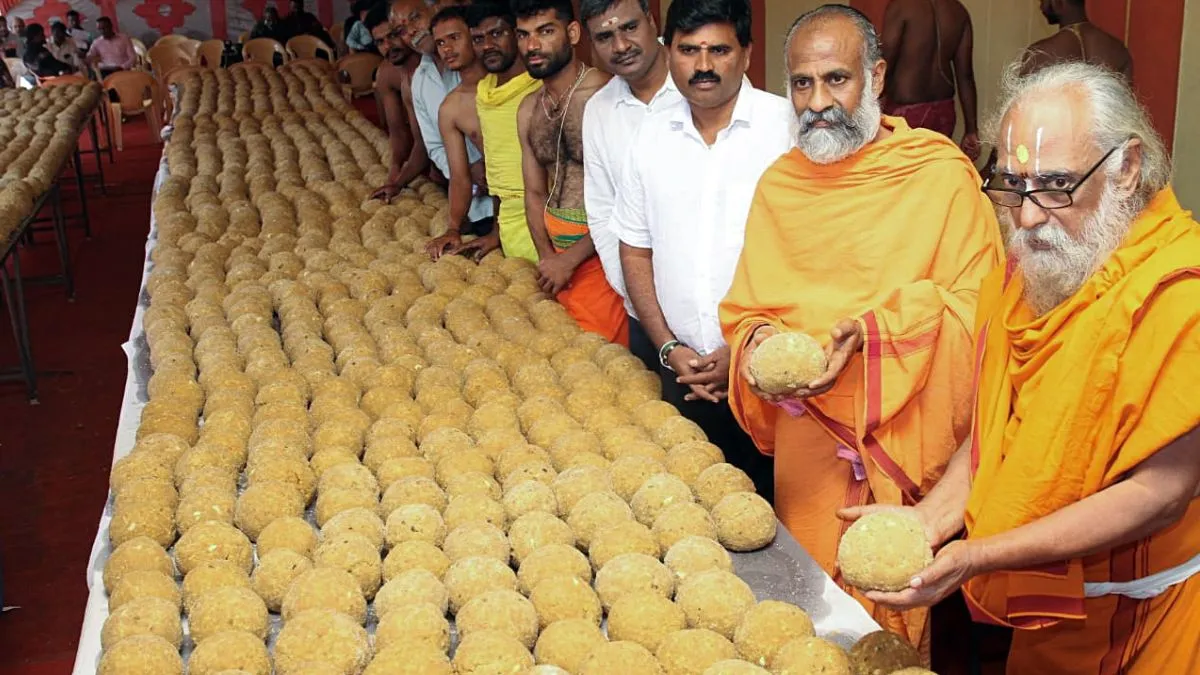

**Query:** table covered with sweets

left=72, top=61, right=882, bottom=675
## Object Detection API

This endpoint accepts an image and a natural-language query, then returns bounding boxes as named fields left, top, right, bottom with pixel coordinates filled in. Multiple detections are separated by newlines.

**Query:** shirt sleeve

left=346, top=23, right=371, bottom=51
left=413, top=73, right=450, bottom=178
left=614, top=135, right=652, bottom=249
left=120, top=37, right=136, bottom=69
left=583, top=101, right=617, bottom=256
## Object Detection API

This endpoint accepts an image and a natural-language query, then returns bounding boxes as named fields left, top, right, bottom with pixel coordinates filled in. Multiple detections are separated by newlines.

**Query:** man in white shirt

left=581, top=0, right=680, bottom=371
left=614, top=0, right=791, bottom=501
left=66, top=11, right=91, bottom=53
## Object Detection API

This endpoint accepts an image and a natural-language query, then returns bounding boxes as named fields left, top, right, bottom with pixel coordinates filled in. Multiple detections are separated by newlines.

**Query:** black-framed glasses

left=982, top=143, right=1123, bottom=210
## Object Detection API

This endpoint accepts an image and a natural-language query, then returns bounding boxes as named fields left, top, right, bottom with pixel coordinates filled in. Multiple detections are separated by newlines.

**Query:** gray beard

left=1006, top=184, right=1137, bottom=316
left=792, top=89, right=881, bottom=165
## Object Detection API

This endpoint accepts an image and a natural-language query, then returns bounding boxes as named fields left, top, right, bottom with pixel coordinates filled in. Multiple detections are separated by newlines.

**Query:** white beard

left=792, top=85, right=882, bottom=165
left=1005, top=183, right=1137, bottom=316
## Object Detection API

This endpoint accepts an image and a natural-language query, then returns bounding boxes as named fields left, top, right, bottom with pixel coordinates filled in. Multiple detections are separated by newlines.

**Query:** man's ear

left=1117, top=138, right=1144, bottom=193
left=871, top=58, right=886, bottom=99
left=568, top=20, right=581, bottom=46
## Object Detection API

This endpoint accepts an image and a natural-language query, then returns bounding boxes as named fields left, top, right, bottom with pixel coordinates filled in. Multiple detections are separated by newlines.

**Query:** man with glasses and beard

left=720, top=4, right=1001, bottom=654
left=512, top=0, right=626, bottom=345
left=581, top=0, right=681, bottom=369
left=844, top=62, right=1200, bottom=675
left=453, top=2, right=541, bottom=263
left=614, top=0, right=790, bottom=501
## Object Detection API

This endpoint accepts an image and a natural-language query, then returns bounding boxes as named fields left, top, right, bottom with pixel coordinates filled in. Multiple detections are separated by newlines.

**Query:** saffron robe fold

left=477, top=72, right=541, bottom=264
left=719, top=117, right=1003, bottom=649
left=544, top=206, right=629, bottom=345
left=964, top=187, right=1200, bottom=675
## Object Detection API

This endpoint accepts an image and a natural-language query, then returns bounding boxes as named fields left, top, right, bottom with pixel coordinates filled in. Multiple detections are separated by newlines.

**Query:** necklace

left=545, top=66, right=594, bottom=208
left=540, top=64, right=591, bottom=121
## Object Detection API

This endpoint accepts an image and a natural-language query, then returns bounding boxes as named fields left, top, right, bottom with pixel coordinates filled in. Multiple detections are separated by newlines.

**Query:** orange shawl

left=720, top=117, right=1003, bottom=506
left=964, top=188, right=1200, bottom=628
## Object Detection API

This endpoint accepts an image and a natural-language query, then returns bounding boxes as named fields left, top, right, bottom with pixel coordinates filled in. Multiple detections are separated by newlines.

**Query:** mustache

left=798, top=104, right=862, bottom=133
left=612, top=47, right=641, bottom=64
left=689, top=70, right=719, bottom=85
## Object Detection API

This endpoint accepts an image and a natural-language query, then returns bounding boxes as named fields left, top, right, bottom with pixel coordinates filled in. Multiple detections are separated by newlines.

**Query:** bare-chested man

left=513, top=0, right=628, bottom=345
left=368, top=1, right=423, bottom=201
left=424, top=5, right=499, bottom=259
left=370, top=0, right=471, bottom=202
left=881, top=0, right=979, bottom=159
left=1024, top=0, right=1132, bottom=78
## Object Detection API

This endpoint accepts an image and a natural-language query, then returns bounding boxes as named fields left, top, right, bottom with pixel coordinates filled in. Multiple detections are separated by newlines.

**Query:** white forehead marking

left=600, top=14, right=619, bottom=28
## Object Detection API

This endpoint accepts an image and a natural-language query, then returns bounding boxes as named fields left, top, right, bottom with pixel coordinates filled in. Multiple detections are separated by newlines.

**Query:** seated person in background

left=0, top=20, right=19, bottom=57
left=345, top=0, right=379, bottom=53
left=67, top=10, right=91, bottom=52
left=47, top=22, right=84, bottom=72
left=282, top=0, right=336, bottom=49
left=22, top=23, right=75, bottom=82
left=250, top=7, right=288, bottom=43
left=87, top=17, right=137, bottom=77
left=11, top=17, right=25, bottom=42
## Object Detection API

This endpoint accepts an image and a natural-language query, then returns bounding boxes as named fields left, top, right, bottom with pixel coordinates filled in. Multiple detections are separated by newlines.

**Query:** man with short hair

left=87, top=17, right=137, bottom=77
left=66, top=10, right=91, bottom=52
left=454, top=2, right=542, bottom=263
left=22, top=23, right=74, bottom=81
left=345, top=0, right=378, bottom=53
left=282, top=0, right=335, bottom=47
left=721, top=4, right=1002, bottom=653
left=512, top=0, right=626, bottom=344
left=848, top=62, right=1200, bottom=674
left=880, top=0, right=980, bottom=158
left=47, top=22, right=83, bottom=71
left=418, top=4, right=496, bottom=258
left=1025, top=0, right=1132, bottom=77
left=0, top=20, right=20, bottom=58
left=616, top=0, right=788, bottom=500
left=581, top=0, right=681, bottom=368
left=250, top=7, right=287, bottom=42
left=368, top=0, right=427, bottom=202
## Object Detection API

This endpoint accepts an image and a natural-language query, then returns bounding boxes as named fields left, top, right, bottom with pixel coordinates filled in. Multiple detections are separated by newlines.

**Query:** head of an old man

left=984, top=62, right=1170, bottom=315
left=784, top=5, right=885, bottom=164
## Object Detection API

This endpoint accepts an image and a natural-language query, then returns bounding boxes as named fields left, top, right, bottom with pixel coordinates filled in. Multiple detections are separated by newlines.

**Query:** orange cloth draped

left=543, top=207, right=629, bottom=346
left=963, top=188, right=1200, bottom=674
left=719, top=117, right=1003, bottom=650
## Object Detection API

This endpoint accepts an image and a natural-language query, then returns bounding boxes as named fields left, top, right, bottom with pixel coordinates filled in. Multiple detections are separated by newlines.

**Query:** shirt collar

left=669, top=79, right=756, bottom=131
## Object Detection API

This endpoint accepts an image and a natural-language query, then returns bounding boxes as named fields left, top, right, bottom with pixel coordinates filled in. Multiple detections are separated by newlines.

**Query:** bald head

left=784, top=5, right=885, bottom=164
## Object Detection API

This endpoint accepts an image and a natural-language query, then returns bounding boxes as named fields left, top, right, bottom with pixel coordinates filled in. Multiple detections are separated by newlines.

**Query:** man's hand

left=790, top=318, right=864, bottom=399
left=676, top=345, right=731, bottom=403
left=864, top=540, right=979, bottom=610
left=454, top=230, right=501, bottom=262
left=740, top=324, right=783, bottom=402
left=665, top=345, right=702, bottom=390
left=370, top=183, right=402, bottom=203
left=960, top=132, right=982, bottom=162
left=469, top=161, right=488, bottom=194
left=425, top=230, right=461, bottom=260
left=537, top=252, right=577, bottom=296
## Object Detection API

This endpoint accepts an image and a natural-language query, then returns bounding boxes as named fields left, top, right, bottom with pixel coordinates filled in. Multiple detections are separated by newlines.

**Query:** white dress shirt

left=412, top=53, right=493, bottom=222
left=582, top=70, right=682, bottom=318
left=614, top=81, right=794, bottom=355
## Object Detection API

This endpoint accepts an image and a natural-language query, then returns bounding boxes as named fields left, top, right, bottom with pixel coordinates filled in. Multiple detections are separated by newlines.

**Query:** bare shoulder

left=516, top=90, right=537, bottom=126
left=581, top=67, right=611, bottom=92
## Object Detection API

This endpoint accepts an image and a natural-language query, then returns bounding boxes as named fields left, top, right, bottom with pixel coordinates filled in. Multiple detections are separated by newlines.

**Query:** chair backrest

left=197, top=39, right=224, bottom=69
left=330, top=23, right=346, bottom=54
left=178, top=39, right=202, bottom=62
left=155, top=34, right=192, bottom=49
left=130, top=38, right=150, bottom=69
left=243, top=37, right=287, bottom=65
left=147, top=43, right=193, bottom=81
left=103, top=70, right=161, bottom=114
left=335, top=52, right=382, bottom=95
left=163, top=64, right=205, bottom=90
left=286, top=35, right=335, bottom=62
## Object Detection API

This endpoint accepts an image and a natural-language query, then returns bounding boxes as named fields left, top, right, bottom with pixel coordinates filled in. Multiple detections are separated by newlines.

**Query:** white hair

left=990, top=61, right=1169, bottom=315
left=987, top=61, right=1171, bottom=211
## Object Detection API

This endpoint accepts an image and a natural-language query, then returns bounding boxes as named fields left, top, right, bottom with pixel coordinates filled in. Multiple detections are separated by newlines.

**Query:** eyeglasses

left=982, top=143, right=1123, bottom=210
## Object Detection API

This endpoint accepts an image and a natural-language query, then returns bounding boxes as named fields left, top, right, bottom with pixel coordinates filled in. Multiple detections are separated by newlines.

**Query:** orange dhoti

left=544, top=206, right=628, bottom=346
left=964, top=188, right=1200, bottom=674
left=719, top=118, right=1004, bottom=656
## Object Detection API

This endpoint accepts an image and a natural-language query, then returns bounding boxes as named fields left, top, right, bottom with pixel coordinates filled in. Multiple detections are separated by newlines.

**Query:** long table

left=71, top=157, right=879, bottom=673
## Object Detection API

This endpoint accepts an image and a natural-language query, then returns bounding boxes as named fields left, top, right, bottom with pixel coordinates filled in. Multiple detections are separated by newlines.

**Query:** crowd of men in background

left=0, top=9, right=137, bottom=84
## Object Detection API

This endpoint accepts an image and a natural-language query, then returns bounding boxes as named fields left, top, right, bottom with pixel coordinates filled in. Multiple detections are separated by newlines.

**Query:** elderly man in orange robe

left=844, top=61, right=1200, bottom=674
left=719, top=5, right=1002, bottom=651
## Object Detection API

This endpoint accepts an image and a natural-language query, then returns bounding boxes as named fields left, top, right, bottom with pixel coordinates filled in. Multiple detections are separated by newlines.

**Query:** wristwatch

left=659, top=339, right=683, bottom=370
